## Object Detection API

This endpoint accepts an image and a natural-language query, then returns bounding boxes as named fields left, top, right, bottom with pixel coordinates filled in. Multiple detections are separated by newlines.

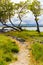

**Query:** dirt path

left=9, top=37, right=31, bottom=65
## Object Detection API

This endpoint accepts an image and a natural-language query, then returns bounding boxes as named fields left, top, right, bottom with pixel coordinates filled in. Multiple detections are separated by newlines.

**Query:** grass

left=31, top=43, right=43, bottom=61
left=5, top=30, right=39, bottom=41
left=4, top=30, right=43, bottom=65
left=31, top=42, right=43, bottom=65
left=5, top=30, right=43, bottom=43
left=0, top=34, right=19, bottom=65
left=0, top=30, right=43, bottom=65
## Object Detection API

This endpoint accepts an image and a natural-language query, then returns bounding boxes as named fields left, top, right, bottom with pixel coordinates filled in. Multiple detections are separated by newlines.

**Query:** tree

left=14, top=1, right=30, bottom=30
left=0, top=0, right=21, bottom=31
left=27, top=0, right=41, bottom=33
left=0, top=0, right=31, bottom=31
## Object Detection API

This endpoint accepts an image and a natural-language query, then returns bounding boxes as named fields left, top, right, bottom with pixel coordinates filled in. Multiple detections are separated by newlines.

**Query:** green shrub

left=0, top=34, right=19, bottom=65
left=11, top=46, right=19, bottom=53
left=31, top=43, right=43, bottom=61
left=0, top=59, right=7, bottom=65
left=2, top=53, right=12, bottom=62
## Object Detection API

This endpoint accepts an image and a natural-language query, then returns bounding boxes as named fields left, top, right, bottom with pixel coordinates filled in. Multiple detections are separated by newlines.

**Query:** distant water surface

left=0, top=27, right=43, bottom=32
left=22, top=27, right=43, bottom=32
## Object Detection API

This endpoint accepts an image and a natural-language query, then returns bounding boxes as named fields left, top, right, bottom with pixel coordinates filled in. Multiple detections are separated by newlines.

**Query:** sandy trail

left=9, top=37, right=31, bottom=65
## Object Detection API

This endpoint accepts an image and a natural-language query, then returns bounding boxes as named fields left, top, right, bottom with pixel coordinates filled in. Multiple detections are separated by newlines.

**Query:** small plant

left=14, top=55, right=18, bottom=61
left=0, top=60, right=7, bottom=65
left=0, top=34, right=19, bottom=65
left=31, top=43, right=43, bottom=61
left=11, top=46, right=19, bottom=53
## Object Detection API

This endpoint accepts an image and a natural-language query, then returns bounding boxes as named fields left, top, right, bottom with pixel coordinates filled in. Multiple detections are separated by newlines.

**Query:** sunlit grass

left=5, top=30, right=43, bottom=41
left=0, top=30, right=43, bottom=65
left=5, top=30, right=43, bottom=65
left=0, top=34, right=19, bottom=65
left=31, top=42, right=43, bottom=65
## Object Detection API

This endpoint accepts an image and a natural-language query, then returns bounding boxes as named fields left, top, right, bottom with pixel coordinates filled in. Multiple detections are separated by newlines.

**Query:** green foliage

left=31, top=43, right=43, bottom=61
left=0, top=30, right=43, bottom=65
left=11, top=45, right=19, bottom=53
left=5, top=30, right=42, bottom=40
left=14, top=1, right=26, bottom=10
left=0, top=60, right=7, bottom=65
left=28, top=0, right=40, bottom=16
left=14, top=1, right=28, bottom=21
left=4, top=30, right=43, bottom=65
left=0, top=34, right=19, bottom=65
left=0, top=0, right=14, bottom=22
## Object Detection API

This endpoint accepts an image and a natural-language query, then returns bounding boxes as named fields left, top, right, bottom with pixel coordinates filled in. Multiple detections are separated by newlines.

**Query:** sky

left=39, top=0, right=43, bottom=5
left=11, top=0, right=43, bottom=24
left=11, top=0, right=26, bottom=3
left=11, top=0, right=43, bottom=5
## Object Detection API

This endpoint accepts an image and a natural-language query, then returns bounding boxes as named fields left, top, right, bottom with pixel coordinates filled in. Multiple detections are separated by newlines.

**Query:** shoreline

left=0, top=27, right=43, bottom=32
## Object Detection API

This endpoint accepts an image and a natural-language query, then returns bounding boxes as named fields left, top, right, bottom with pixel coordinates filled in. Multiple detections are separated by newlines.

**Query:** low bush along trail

left=0, top=34, right=19, bottom=65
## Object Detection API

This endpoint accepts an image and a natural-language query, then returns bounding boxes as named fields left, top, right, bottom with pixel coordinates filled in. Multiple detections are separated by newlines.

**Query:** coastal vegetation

left=28, top=0, right=41, bottom=33
left=0, top=34, right=19, bottom=65
left=5, top=30, right=43, bottom=65
left=31, top=42, right=43, bottom=65
left=0, top=0, right=43, bottom=65
left=0, top=30, right=43, bottom=65
left=0, top=0, right=41, bottom=33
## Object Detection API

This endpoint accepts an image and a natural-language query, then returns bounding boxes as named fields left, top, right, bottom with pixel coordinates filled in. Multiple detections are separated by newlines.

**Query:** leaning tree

left=14, top=2, right=25, bottom=30
left=0, top=0, right=21, bottom=31
left=14, top=1, right=30, bottom=30
left=14, top=0, right=41, bottom=32
left=27, top=0, right=41, bottom=33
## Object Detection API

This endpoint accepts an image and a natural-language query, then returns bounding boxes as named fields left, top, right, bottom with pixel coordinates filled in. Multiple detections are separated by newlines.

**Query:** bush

left=11, top=46, right=19, bottom=53
left=31, top=43, right=43, bottom=61
left=0, top=59, right=7, bottom=65
left=0, top=34, right=19, bottom=65
left=2, top=53, right=12, bottom=62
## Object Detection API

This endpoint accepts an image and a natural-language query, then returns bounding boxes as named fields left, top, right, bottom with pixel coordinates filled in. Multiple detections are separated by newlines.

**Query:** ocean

left=22, top=27, right=43, bottom=32
left=0, top=26, right=43, bottom=32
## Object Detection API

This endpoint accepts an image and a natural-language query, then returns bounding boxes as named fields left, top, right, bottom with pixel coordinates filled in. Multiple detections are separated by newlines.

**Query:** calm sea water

left=22, top=27, right=43, bottom=32
left=0, top=27, right=43, bottom=32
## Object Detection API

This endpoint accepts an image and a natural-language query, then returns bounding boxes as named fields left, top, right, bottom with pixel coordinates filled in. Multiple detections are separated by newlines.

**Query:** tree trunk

left=0, top=20, right=21, bottom=31
left=8, top=13, right=22, bottom=31
left=18, top=12, right=22, bottom=31
left=35, top=19, right=40, bottom=33
left=9, top=18, right=22, bottom=31
left=9, top=18, right=16, bottom=27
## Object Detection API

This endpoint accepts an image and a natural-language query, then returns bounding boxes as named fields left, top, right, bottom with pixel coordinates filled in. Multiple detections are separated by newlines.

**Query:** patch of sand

left=9, top=37, right=31, bottom=65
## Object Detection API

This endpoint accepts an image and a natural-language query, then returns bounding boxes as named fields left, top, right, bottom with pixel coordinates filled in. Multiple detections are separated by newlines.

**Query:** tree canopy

left=28, top=0, right=41, bottom=16
left=27, top=0, right=41, bottom=32
left=0, top=0, right=14, bottom=23
left=0, top=0, right=41, bottom=32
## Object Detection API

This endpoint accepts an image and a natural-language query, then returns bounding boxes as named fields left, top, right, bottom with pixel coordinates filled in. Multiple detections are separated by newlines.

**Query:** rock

left=16, top=38, right=25, bottom=42
left=40, top=41, right=43, bottom=44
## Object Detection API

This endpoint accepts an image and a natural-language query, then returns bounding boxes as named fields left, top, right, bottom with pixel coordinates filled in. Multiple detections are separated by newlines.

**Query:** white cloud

left=11, top=0, right=26, bottom=3
left=11, top=0, right=43, bottom=4
left=38, top=15, right=43, bottom=20
left=21, top=10, right=35, bottom=20
left=38, top=0, right=43, bottom=5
